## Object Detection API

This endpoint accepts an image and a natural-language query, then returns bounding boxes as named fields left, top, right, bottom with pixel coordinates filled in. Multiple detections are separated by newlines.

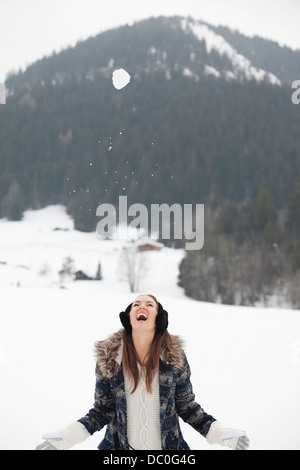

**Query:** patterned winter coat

left=78, top=329, right=216, bottom=450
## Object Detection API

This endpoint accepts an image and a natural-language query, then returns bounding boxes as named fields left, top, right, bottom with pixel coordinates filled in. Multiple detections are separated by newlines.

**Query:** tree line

left=178, top=181, right=300, bottom=309
left=1, top=75, right=298, bottom=228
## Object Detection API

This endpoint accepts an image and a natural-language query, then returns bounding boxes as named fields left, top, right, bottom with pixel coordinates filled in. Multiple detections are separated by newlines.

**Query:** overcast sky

left=0, top=0, right=299, bottom=82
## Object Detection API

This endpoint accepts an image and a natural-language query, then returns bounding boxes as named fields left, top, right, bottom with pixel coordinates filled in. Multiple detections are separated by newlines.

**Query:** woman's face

left=129, top=295, right=158, bottom=332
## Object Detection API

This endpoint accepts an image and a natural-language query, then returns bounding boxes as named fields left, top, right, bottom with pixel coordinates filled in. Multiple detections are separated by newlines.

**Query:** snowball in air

left=112, top=68, right=131, bottom=90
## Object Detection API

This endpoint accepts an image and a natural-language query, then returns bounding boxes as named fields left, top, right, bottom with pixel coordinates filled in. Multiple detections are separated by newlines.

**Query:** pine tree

left=95, top=262, right=102, bottom=280
left=1, top=180, right=25, bottom=220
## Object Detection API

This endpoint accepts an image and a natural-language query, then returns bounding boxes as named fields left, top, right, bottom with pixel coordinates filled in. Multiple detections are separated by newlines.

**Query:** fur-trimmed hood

left=95, top=329, right=185, bottom=379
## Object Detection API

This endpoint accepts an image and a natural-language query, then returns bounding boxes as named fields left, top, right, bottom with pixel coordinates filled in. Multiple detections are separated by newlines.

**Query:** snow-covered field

left=0, top=205, right=299, bottom=450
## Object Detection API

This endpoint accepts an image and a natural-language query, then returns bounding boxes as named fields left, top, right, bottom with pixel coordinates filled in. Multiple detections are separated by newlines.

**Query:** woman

left=36, top=294, right=249, bottom=450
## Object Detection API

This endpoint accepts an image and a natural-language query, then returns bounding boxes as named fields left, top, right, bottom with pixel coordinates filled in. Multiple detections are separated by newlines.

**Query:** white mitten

left=36, top=421, right=90, bottom=450
left=222, top=427, right=250, bottom=450
left=206, top=421, right=250, bottom=450
left=36, top=430, right=65, bottom=450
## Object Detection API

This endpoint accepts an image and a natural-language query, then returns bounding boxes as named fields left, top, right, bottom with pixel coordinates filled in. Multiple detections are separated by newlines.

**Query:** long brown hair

left=122, top=294, right=174, bottom=393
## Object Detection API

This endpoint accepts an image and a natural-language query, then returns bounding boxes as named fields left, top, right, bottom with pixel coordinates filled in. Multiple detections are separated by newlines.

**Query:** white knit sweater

left=124, top=365, right=162, bottom=450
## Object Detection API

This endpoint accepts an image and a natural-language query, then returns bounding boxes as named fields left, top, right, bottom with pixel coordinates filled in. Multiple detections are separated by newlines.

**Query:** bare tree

left=59, top=256, right=75, bottom=283
left=119, top=244, right=148, bottom=293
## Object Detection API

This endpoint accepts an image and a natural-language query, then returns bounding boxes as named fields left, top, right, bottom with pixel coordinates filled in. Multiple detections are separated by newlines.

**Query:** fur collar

left=95, top=329, right=185, bottom=379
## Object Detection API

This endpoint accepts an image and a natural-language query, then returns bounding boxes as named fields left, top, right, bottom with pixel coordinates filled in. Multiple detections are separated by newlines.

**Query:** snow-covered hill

left=92, top=16, right=283, bottom=86
left=0, top=206, right=299, bottom=450
left=180, top=18, right=281, bottom=85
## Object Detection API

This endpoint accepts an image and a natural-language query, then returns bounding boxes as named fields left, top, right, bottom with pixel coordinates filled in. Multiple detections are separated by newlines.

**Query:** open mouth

left=137, top=313, right=148, bottom=321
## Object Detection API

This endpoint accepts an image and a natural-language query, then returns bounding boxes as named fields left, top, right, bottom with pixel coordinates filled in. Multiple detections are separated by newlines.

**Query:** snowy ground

left=0, top=205, right=300, bottom=450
